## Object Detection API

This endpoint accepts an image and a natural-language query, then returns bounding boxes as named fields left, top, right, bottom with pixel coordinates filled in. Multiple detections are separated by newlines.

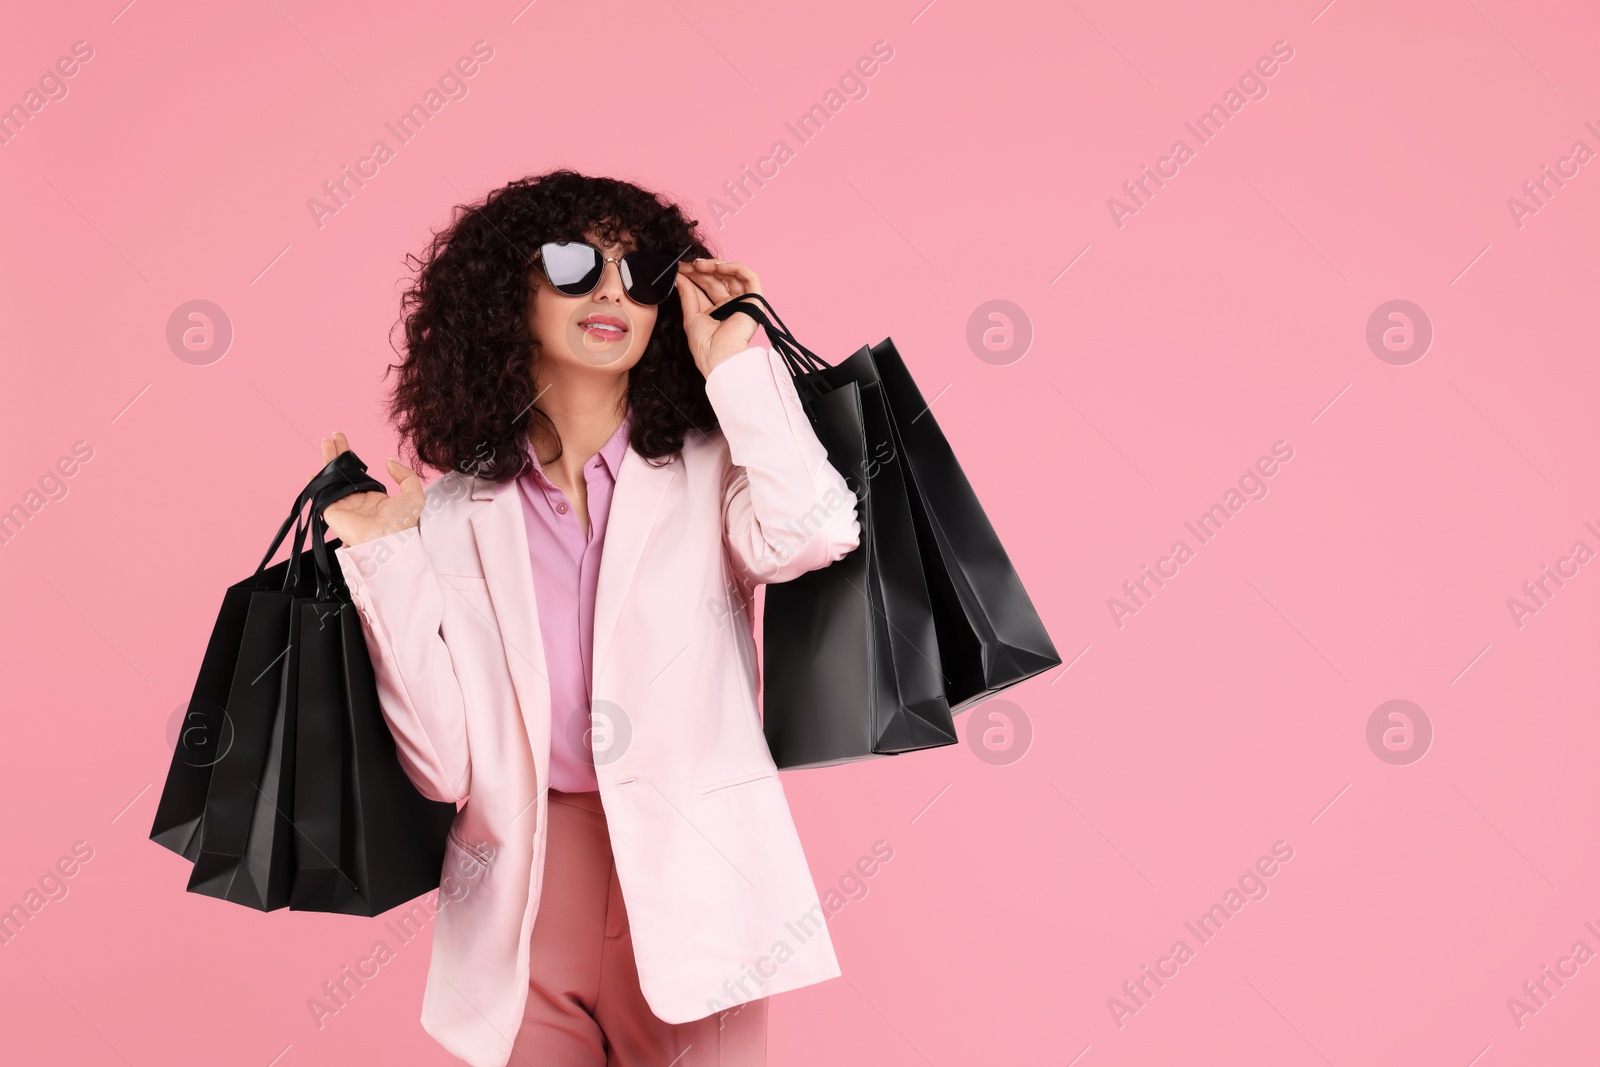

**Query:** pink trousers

left=507, top=788, right=769, bottom=1067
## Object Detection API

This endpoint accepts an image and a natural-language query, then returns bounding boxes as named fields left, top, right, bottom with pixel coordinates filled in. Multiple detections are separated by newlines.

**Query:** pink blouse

left=514, top=413, right=632, bottom=793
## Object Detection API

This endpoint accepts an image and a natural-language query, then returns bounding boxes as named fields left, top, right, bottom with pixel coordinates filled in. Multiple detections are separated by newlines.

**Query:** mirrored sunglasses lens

left=622, top=252, right=679, bottom=304
left=541, top=242, right=602, bottom=294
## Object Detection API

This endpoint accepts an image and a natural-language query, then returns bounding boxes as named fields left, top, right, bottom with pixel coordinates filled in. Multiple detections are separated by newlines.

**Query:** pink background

left=2, top=0, right=1598, bottom=1063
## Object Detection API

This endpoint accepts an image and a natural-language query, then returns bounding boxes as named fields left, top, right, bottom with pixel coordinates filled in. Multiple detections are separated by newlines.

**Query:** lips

left=578, top=314, right=628, bottom=336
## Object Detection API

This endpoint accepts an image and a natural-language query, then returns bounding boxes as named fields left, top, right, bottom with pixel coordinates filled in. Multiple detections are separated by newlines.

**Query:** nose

left=592, top=257, right=629, bottom=304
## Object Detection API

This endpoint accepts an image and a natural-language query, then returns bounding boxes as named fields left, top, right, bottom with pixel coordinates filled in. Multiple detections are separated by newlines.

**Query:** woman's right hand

left=317, top=432, right=425, bottom=548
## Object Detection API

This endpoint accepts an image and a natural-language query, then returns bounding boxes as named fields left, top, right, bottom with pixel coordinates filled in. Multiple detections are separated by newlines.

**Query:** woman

left=318, top=169, right=860, bottom=1067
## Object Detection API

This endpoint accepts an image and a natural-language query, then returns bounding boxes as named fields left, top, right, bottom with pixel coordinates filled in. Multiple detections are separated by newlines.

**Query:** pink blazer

left=334, top=345, right=861, bottom=1067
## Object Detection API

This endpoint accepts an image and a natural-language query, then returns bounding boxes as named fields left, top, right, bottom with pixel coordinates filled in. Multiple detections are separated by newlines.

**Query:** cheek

left=605, top=306, right=659, bottom=369
left=531, top=292, right=573, bottom=349
left=631, top=307, right=660, bottom=353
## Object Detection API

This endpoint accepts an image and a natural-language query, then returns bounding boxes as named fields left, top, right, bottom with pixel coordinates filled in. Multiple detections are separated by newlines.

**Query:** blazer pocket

left=699, top=770, right=777, bottom=796
left=438, top=574, right=490, bottom=592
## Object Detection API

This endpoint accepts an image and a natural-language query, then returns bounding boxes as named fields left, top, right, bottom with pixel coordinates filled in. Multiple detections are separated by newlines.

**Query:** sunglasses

left=535, top=240, right=684, bottom=306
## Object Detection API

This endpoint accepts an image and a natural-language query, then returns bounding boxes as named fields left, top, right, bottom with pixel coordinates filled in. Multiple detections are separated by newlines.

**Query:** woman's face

left=529, top=228, right=661, bottom=378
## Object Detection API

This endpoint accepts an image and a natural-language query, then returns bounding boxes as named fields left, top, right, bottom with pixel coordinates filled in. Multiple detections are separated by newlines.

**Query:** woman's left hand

left=675, top=258, right=763, bottom=378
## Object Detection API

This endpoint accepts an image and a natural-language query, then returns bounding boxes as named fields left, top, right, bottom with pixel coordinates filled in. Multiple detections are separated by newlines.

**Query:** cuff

left=335, top=525, right=428, bottom=608
left=704, top=345, right=809, bottom=424
left=703, top=344, right=769, bottom=391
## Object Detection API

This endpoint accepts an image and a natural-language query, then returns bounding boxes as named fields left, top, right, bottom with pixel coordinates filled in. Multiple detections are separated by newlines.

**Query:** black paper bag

left=289, top=518, right=457, bottom=915
left=149, top=581, right=254, bottom=861
left=712, top=295, right=958, bottom=769
left=153, top=450, right=457, bottom=914
left=760, top=375, right=957, bottom=768
left=183, top=579, right=304, bottom=910
left=868, top=338, right=1061, bottom=710
left=710, top=293, right=1060, bottom=764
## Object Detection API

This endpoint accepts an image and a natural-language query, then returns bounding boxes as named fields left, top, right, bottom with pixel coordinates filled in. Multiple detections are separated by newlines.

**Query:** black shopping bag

left=712, top=294, right=1060, bottom=740
left=712, top=295, right=957, bottom=768
left=868, top=339, right=1061, bottom=710
left=183, top=571, right=306, bottom=910
left=150, top=456, right=368, bottom=862
left=148, top=585, right=253, bottom=861
left=173, top=453, right=382, bottom=909
left=152, top=451, right=456, bottom=913
left=289, top=509, right=457, bottom=915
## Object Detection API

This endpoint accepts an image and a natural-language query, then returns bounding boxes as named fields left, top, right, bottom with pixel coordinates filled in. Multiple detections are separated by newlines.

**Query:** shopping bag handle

left=306, top=479, right=369, bottom=601
left=254, top=450, right=385, bottom=588
left=306, top=450, right=409, bottom=600
left=708, top=294, right=831, bottom=377
left=254, top=450, right=381, bottom=576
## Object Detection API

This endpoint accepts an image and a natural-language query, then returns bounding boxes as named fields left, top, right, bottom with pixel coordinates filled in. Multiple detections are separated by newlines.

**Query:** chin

left=548, top=341, right=642, bottom=375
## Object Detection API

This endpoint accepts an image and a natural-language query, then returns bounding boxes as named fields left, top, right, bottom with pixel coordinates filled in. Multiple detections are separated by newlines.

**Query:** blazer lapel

left=468, top=477, right=552, bottom=791
left=594, top=449, right=678, bottom=683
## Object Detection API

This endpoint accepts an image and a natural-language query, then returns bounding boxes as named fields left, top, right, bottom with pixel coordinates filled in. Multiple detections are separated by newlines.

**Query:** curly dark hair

left=385, top=169, right=719, bottom=482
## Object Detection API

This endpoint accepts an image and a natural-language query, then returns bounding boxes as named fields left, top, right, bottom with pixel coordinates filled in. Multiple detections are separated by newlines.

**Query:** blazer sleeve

left=705, top=344, right=861, bottom=587
left=335, top=516, right=472, bottom=804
